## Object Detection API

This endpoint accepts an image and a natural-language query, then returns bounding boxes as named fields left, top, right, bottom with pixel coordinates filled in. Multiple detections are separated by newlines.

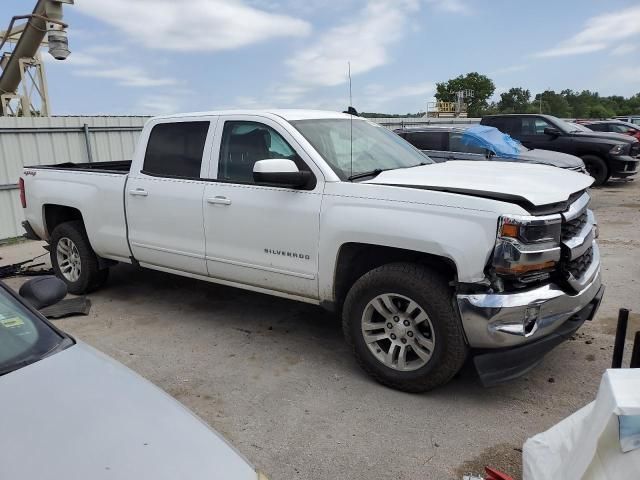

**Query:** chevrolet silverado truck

left=481, top=114, right=640, bottom=186
left=20, top=110, right=604, bottom=392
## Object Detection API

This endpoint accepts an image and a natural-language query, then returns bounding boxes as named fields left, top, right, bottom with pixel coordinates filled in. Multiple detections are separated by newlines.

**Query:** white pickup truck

left=20, top=110, right=604, bottom=391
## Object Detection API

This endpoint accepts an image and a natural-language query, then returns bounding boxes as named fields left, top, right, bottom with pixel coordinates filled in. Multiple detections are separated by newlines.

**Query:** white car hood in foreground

left=366, top=161, right=593, bottom=207
left=0, top=342, right=257, bottom=480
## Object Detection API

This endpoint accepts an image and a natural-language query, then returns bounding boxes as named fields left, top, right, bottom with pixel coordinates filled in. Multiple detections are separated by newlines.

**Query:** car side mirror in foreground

left=19, top=276, right=67, bottom=309
left=253, top=159, right=311, bottom=188
left=544, top=127, right=562, bottom=137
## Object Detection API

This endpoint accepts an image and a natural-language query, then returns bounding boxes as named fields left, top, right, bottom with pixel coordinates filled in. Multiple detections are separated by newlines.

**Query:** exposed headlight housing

left=492, top=214, right=562, bottom=278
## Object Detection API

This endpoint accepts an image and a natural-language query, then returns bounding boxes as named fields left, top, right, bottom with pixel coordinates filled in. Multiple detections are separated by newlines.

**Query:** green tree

left=535, top=90, right=571, bottom=117
left=435, top=72, right=495, bottom=117
left=497, top=87, right=530, bottom=113
left=588, top=104, right=615, bottom=119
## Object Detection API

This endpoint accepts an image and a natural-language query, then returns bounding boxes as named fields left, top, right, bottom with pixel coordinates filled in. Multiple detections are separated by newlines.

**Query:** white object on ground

left=523, top=369, right=640, bottom=479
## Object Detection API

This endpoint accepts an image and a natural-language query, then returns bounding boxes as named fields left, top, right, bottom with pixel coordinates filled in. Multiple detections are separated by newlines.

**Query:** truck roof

left=152, top=109, right=355, bottom=122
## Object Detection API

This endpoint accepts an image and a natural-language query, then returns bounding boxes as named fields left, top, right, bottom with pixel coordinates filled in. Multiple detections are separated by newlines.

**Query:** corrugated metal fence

left=0, top=116, right=149, bottom=239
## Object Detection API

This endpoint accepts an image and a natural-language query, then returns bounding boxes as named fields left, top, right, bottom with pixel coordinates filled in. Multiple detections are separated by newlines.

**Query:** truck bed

left=26, top=160, right=132, bottom=174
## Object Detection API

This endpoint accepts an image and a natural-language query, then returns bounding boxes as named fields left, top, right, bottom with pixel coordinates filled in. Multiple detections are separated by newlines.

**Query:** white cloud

left=75, top=0, right=311, bottom=52
left=535, top=5, right=640, bottom=57
left=74, top=66, right=177, bottom=87
left=359, top=81, right=434, bottom=110
left=425, top=0, right=469, bottom=14
left=286, top=0, right=420, bottom=88
left=135, top=94, right=184, bottom=115
left=610, top=43, right=637, bottom=56
left=490, top=64, right=528, bottom=75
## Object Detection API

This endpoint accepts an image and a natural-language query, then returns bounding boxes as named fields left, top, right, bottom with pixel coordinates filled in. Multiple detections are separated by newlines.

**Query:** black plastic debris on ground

left=40, top=296, right=91, bottom=319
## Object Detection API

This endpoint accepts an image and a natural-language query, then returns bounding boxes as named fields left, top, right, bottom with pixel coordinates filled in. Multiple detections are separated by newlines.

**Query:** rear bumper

left=472, top=284, right=604, bottom=386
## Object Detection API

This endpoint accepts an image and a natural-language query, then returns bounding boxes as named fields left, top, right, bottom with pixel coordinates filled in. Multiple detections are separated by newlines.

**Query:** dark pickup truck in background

left=481, top=114, right=639, bottom=185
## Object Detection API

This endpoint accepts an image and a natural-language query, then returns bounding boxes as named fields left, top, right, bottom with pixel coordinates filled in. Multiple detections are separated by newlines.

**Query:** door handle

left=129, top=188, right=148, bottom=197
left=207, top=196, right=232, bottom=206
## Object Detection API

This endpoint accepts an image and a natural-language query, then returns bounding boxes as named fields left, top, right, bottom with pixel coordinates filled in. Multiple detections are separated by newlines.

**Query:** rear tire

left=50, top=221, right=109, bottom=294
left=342, top=262, right=468, bottom=393
left=582, top=155, right=608, bottom=186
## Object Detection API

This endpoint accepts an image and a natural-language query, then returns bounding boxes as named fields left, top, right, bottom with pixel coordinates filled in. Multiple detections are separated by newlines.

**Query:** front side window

left=291, top=119, right=431, bottom=180
left=143, top=121, right=210, bottom=178
left=218, top=121, right=304, bottom=184
left=0, top=286, right=66, bottom=376
left=611, top=124, right=632, bottom=134
left=522, top=117, right=552, bottom=135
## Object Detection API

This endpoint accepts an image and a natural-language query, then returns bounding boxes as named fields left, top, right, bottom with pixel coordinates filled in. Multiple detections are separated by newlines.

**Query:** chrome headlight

left=492, top=214, right=562, bottom=276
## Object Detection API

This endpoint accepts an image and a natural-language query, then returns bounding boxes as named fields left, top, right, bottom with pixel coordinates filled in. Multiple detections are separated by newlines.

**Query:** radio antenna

left=348, top=61, right=353, bottom=180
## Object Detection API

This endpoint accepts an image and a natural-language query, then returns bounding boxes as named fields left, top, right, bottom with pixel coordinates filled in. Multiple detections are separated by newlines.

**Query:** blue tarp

left=461, top=125, right=524, bottom=159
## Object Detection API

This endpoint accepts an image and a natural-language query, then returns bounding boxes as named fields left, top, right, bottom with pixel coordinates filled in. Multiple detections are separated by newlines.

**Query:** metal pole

left=82, top=123, right=94, bottom=163
left=612, top=308, right=629, bottom=368
left=630, top=331, right=640, bottom=369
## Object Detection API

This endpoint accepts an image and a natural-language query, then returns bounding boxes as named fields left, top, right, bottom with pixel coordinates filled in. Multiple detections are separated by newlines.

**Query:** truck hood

left=365, top=161, right=593, bottom=208
left=571, top=130, right=637, bottom=144
left=518, top=149, right=584, bottom=169
left=0, top=342, right=257, bottom=480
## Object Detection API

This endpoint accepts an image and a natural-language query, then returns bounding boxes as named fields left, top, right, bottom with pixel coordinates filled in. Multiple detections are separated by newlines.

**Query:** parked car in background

left=578, top=120, right=640, bottom=141
left=481, top=114, right=640, bottom=185
left=614, top=115, right=640, bottom=126
left=0, top=277, right=267, bottom=480
left=395, top=125, right=587, bottom=173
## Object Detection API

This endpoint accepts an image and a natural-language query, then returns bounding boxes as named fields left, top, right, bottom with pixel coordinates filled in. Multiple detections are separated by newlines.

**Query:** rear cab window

left=142, top=121, right=210, bottom=178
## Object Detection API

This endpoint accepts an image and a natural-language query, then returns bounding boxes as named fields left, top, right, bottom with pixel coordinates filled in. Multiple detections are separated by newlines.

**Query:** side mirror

left=543, top=127, right=561, bottom=137
left=19, top=276, right=67, bottom=310
left=253, top=159, right=311, bottom=188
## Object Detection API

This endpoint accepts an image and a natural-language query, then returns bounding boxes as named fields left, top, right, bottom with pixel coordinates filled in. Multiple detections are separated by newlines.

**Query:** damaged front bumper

left=456, top=251, right=604, bottom=386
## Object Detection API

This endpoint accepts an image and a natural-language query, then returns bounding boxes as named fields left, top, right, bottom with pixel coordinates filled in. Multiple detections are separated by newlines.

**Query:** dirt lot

left=2, top=179, right=639, bottom=480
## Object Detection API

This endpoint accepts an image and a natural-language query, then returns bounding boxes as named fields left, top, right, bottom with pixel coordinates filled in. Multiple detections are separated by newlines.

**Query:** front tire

left=582, top=155, right=608, bottom=186
left=50, top=221, right=109, bottom=294
left=342, top=263, right=468, bottom=393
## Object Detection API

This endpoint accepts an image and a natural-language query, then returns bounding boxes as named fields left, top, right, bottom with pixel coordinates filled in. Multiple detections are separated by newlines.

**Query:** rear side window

left=483, top=117, right=521, bottom=136
left=405, top=132, right=448, bottom=151
left=587, top=123, right=607, bottom=132
left=143, top=122, right=209, bottom=178
left=610, top=124, right=632, bottom=134
left=449, top=133, right=487, bottom=154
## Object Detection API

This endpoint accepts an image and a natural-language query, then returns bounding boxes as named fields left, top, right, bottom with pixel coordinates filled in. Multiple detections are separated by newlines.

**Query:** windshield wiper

left=348, top=168, right=385, bottom=181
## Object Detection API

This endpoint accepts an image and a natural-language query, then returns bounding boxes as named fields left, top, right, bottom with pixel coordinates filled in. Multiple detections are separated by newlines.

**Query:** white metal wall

left=0, top=116, right=149, bottom=239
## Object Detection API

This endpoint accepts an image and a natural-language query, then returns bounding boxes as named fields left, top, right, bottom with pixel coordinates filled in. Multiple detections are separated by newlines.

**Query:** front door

left=518, top=116, right=567, bottom=152
left=202, top=116, right=323, bottom=299
left=126, top=118, right=216, bottom=275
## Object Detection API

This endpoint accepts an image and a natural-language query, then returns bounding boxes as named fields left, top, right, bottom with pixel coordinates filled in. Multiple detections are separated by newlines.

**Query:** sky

left=2, top=0, right=640, bottom=115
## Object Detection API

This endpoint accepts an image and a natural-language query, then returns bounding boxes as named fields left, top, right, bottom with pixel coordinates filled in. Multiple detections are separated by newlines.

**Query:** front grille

left=631, top=143, right=640, bottom=158
left=562, top=210, right=588, bottom=242
left=565, top=246, right=593, bottom=278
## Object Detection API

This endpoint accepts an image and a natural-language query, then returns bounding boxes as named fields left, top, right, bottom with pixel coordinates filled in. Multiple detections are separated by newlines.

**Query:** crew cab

left=481, top=114, right=639, bottom=185
left=20, top=110, right=604, bottom=391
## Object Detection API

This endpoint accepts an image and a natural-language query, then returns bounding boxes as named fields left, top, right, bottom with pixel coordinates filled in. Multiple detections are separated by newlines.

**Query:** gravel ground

left=1, top=179, right=639, bottom=480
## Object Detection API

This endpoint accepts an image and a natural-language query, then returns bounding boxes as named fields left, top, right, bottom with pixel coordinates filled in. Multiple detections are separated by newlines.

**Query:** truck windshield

left=291, top=118, right=432, bottom=180
left=0, top=284, right=68, bottom=376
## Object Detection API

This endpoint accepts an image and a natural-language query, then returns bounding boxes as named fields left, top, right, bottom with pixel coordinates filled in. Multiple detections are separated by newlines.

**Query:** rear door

left=202, top=115, right=323, bottom=299
left=126, top=118, right=217, bottom=275
left=403, top=131, right=449, bottom=162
